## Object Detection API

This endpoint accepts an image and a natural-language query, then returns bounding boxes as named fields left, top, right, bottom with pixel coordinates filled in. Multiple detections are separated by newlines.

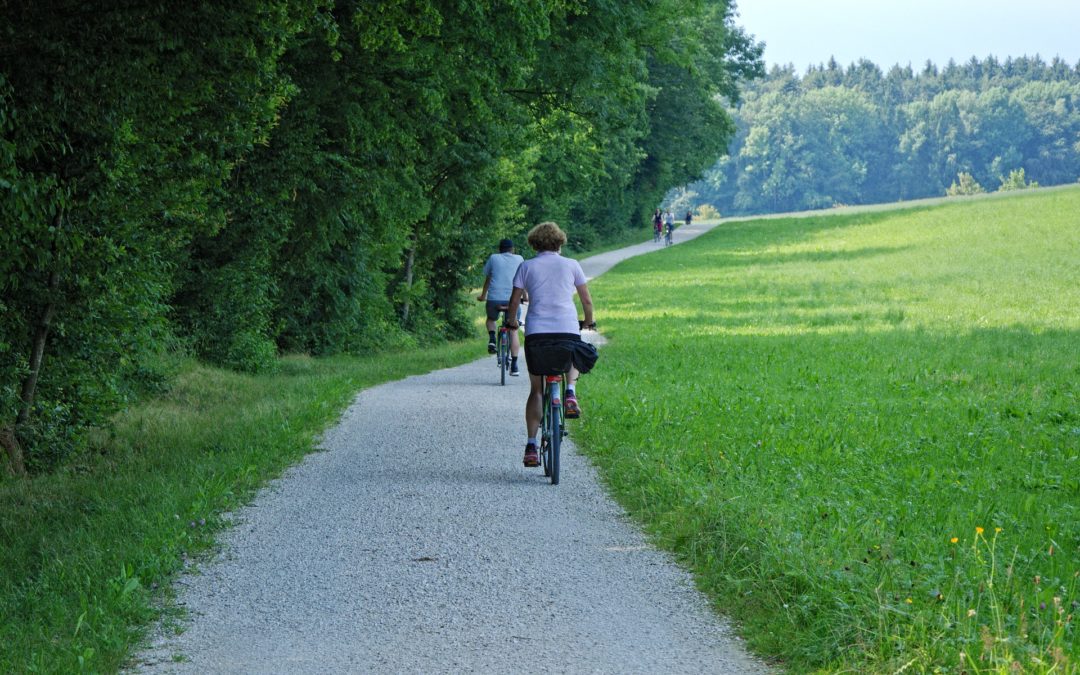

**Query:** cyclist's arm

left=576, top=283, right=594, bottom=328
left=505, top=287, right=524, bottom=328
left=476, top=275, right=491, bottom=302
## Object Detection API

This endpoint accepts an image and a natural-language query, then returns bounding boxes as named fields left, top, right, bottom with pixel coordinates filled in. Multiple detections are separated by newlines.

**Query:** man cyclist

left=505, top=222, right=597, bottom=468
left=477, top=238, right=524, bottom=375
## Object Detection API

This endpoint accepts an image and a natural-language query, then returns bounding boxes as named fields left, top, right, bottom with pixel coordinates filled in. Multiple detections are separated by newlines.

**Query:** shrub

left=997, top=168, right=1039, bottom=191
left=695, top=204, right=721, bottom=220
left=946, top=172, right=986, bottom=196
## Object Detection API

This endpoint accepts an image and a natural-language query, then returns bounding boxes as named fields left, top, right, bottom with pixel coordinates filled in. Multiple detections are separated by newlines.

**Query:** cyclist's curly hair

left=527, top=221, right=567, bottom=252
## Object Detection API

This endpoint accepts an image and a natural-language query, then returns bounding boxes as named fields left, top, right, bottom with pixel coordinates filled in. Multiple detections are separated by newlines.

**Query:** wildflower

left=976, top=526, right=984, bottom=534
left=905, top=598, right=913, bottom=604
left=1035, top=575, right=1041, bottom=585
left=950, top=537, right=959, bottom=544
left=968, top=609, right=976, bottom=617
left=995, top=527, right=1002, bottom=533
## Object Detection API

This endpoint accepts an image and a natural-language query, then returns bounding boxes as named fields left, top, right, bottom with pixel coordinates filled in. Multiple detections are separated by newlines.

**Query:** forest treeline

left=0, top=1, right=761, bottom=474
left=674, top=55, right=1080, bottom=215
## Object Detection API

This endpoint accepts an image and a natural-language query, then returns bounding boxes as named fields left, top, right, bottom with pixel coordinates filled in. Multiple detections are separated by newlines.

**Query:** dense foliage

left=680, top=55, right=1080, bottom=215
left=1, top=0, right=761, bottom=473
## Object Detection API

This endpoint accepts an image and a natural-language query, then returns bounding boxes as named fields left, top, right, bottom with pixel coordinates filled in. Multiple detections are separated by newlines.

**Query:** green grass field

left=0, top=343, right=481, bottom=673
left=576, top=186, right=1080, bottom=672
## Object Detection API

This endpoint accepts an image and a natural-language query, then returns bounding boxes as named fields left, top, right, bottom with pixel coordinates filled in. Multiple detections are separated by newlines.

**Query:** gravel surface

left=131, top=222, right=770, bottom=674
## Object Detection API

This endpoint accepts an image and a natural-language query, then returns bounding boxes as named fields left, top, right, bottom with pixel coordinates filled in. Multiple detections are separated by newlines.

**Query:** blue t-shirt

left=482, top=252, right=524, bottom=303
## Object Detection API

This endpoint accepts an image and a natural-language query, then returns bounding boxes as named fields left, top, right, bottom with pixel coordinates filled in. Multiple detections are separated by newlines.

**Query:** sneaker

left=523, top=443, right=540, bottom=467
left=510, top=363, right=520, bottom=376
left=564, top=393, right=581, bottom=419
left=487, top=340, right=496, bottom=354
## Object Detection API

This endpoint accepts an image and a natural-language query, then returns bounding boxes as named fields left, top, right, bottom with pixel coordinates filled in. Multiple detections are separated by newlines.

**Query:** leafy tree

left=946, top=172, right=986, bottom=196
left=0, top=2, right=318, bottom=471
left=997, top=167, right=1039, bottom=191
left=686, top=54, right=1080, bottom=215
left=3, top=0, right=763, bottom=472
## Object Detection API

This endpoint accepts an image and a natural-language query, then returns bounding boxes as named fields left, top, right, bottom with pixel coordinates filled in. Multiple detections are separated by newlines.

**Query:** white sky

left=734, top=0, right=1080, bottom=71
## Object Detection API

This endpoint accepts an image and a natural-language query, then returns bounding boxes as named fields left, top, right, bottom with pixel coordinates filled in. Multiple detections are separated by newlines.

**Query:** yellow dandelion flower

left=950, top=537, right=959, bottom=544
left=995, top=527, right=1002, bottom=533
left=905, top=598, right=913, bottom=604
left=976, top=526, right=984, bottom=534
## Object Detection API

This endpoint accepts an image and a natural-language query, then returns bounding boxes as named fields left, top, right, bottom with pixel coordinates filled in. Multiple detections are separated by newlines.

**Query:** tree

left=997, top=167, right=1039, bottom=191
left=1, top=2, right=318, bottom=471
left=946, top=172, right=986, bottom=196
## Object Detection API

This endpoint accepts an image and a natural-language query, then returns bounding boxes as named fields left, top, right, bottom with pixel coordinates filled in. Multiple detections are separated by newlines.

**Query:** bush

left=695, top=204, right=721, bottom=220
left=997, top=168, right=1039, bottom=192
left=946, top=172, right=985, bottom=196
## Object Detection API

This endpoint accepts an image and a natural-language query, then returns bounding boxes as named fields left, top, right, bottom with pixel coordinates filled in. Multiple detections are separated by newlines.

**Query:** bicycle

left=495, top=306, right=512, bottom=385
left=536, top=320, right=594, bottom=485
left=539, top=372, right=566, bottom=484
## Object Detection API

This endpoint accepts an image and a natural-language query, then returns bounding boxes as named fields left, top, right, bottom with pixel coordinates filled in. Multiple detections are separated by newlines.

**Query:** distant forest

left=673, top=55, right=1080, bottom=215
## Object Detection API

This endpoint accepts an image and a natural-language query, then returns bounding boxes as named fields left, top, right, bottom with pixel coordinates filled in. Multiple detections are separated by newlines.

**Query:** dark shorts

left=485, top=300, right=518, bottom=323
left=524, top=333, right=581, bottom=376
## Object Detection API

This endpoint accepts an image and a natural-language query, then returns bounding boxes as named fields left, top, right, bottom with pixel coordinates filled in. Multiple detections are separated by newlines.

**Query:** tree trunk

left=400, top=244, right=415, bottom=324
left=1, top=427, right=25, bottom=476
left=5, top=208, right=63, bottom=476
left=17, top=268, right=59, bottom=428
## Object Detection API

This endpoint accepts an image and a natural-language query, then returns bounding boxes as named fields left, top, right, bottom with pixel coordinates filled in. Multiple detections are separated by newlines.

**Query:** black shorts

left=485, top=300, right=513, bottom=322
left=524, top=333, right=580, bottom=376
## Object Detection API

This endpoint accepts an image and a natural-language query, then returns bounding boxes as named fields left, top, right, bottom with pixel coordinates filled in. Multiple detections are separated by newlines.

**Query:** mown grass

left=0, top=342, right=480, bottom=673
left=576, top=186, right=1080, bottom=672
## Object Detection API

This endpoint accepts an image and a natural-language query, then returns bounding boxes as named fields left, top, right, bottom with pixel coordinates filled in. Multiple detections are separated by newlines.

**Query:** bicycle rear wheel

left=498, top=331, right=509, bottom=385
left=539, top=381, right=553, bottom=478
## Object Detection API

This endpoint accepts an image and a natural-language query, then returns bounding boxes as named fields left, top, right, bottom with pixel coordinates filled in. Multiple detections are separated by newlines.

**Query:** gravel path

left=131, top=221, right=770, bottom=674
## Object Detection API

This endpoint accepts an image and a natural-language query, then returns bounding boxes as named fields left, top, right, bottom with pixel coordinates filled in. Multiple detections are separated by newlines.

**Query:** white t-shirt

left=512, top=251, right=586, bottom=335
left=482, top=252, right=524, bottom=302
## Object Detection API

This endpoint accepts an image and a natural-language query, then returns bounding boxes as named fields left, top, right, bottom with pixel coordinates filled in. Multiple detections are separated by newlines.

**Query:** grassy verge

left=0, top=341, right=481, bottom=672
left=576, top=186, right=1080, bottom=672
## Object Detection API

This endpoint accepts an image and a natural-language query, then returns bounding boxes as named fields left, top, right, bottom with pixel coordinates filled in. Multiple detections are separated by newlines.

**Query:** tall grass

left=0, top=343, right=480, bottom=672
left=576, top=187, right=1080, bottom=672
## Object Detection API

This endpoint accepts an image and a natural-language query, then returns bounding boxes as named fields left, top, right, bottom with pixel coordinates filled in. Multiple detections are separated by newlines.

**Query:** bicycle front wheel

left=549, top=397, right=561, bottom=485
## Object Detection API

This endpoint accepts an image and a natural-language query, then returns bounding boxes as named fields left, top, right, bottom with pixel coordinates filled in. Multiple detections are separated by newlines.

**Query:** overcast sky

left=734, top=0, right=1080, bottom=71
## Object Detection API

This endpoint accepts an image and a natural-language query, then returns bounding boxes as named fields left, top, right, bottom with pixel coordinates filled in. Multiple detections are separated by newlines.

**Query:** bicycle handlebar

left=504, top=319, right=595, bottom=330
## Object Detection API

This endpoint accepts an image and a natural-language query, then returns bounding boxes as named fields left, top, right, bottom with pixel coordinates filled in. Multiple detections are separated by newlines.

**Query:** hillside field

left=577, top=186, right=1080, bottom=672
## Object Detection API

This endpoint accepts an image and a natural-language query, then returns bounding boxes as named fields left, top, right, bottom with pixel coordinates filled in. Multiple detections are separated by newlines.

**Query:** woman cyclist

left=505, top=222, right=597, bottom=468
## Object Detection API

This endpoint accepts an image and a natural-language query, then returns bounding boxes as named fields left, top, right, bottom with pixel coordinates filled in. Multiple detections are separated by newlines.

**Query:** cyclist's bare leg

left=526, top=374, right=543, bottom=438
left=485, top=318, right=496, bottom=333
left=510, top=328, right=521, bottom=357
left=566, top=366, right=580, bottom=392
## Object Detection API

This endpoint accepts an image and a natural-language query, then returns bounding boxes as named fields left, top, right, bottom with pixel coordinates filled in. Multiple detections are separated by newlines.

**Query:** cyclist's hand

left=477, top=295, right=485, bottom=302
left=579, top=320, right=596, bottom=330
left=506, top=322, right=521, bottom=330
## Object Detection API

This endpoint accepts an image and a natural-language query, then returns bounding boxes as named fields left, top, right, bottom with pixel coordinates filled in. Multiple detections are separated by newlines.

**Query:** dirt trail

left=132, top=220, right=768, bottom=674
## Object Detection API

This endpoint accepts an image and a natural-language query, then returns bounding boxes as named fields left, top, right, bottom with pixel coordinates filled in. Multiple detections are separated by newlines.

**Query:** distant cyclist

left=505, top=222, right=597, bottom=467
left=652, top=208, right=663, bottom=242
left=477, top=238, right=524, bottom=376
left=685, top=210, right=693, bottom=226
